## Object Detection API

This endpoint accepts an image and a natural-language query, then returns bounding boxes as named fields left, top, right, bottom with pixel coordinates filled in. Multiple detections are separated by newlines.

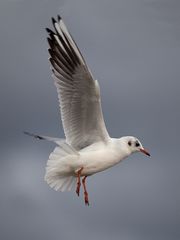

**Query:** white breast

left=76, top=140, right=129, bottom=176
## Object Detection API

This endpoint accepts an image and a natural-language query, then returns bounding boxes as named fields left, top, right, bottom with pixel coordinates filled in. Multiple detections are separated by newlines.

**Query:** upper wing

left=46, top=16, right=109, bottom=150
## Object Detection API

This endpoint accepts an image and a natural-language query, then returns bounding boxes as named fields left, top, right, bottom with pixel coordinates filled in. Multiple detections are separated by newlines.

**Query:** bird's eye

left=128, top=141, right=132, bottom=146
left=135, top=141, right=140, bottom=147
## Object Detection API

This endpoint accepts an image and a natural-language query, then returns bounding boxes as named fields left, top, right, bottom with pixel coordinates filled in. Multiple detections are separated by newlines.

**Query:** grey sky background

left=0, top=0, right=179, bottom=240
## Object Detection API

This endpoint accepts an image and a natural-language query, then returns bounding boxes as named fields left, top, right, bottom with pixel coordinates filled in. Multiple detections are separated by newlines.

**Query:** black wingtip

left=23, top=131, right=44, bottom=140
left=46, top=28, right=56, bottom=37
left=57, top=15, right=61, bottom=21
left=49, top=57, right=54, bottom=65
left=51, top=17, right=56, bottom=25
left=24, top=131, right=32, bottom=136
left=46, top=27, right=51, bottom=33
left=47, top=37, right=52, bottom=46
left=48, top=48, right=54, bottom=57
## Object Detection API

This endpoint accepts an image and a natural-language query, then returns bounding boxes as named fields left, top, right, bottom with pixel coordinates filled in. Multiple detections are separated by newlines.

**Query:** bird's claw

left=84, top=192, right=89, bottom=206
left=76, top=182, right=81, bottom=196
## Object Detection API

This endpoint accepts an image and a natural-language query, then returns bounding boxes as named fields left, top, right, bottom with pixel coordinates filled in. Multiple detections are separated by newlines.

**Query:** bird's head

left=122, top=136, right=150, bottom=157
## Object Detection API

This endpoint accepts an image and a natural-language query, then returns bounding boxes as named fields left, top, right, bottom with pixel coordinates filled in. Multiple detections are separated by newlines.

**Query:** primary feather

left=46, top=16, right=109, bottom=150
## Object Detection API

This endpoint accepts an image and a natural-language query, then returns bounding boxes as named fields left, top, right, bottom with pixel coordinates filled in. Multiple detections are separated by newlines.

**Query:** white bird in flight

left=25, top=15, right=150, bottom=206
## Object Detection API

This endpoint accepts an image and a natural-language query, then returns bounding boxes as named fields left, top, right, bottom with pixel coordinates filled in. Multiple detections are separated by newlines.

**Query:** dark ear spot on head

left=128, top=141, right=132, bottom=146
left=135, top=141, right=140, bottom=147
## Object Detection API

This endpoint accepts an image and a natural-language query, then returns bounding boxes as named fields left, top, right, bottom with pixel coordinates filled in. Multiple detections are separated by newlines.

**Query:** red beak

left=140, top=148, right=150, bottom=157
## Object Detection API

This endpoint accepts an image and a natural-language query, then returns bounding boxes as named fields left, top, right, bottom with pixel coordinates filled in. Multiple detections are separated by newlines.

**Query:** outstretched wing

left=46, top=16, right=109, bottom=150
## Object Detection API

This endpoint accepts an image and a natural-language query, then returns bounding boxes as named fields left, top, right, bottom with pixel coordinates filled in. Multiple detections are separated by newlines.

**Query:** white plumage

left=25, top=16, right=150, bottom=205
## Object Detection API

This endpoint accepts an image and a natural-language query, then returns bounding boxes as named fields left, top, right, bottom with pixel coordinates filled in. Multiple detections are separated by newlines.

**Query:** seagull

left=25, top=15, right=150, bottom=206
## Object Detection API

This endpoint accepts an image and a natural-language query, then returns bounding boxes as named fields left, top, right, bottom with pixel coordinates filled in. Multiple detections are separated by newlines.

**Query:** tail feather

left=47, top=175, right=76, bottom=192
left=24, top=131, right=78, bottom=192
left=44, top=141, right=78, bottom=192
left=60, top=177, right=74, bottom=192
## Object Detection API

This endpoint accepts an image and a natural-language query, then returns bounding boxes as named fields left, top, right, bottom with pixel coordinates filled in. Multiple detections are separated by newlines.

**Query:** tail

left=45, top=143, right=79, bottom=192
left=24, top=131, right=78, bottom=192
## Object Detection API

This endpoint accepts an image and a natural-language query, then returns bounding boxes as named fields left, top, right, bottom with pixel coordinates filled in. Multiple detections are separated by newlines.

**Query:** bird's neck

left=111, top=138, right=131, bottom=160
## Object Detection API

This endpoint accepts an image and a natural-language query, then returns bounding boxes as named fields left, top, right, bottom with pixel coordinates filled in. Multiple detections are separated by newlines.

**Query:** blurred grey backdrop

left=0, top=0, right=179, bottom=240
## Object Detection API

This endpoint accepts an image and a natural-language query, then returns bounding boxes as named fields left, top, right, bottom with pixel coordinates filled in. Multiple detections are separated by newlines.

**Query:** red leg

left=82, top=176, right=89, bottom=206
left=76, top=167, right=83, bottom=196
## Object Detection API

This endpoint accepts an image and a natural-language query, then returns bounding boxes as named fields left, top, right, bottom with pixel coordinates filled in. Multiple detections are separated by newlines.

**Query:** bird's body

left=78, top=139, right=126, bottom=176
left=25, top=15, right=150, bottom=205
left=48, top=138, right=130, bottom=177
